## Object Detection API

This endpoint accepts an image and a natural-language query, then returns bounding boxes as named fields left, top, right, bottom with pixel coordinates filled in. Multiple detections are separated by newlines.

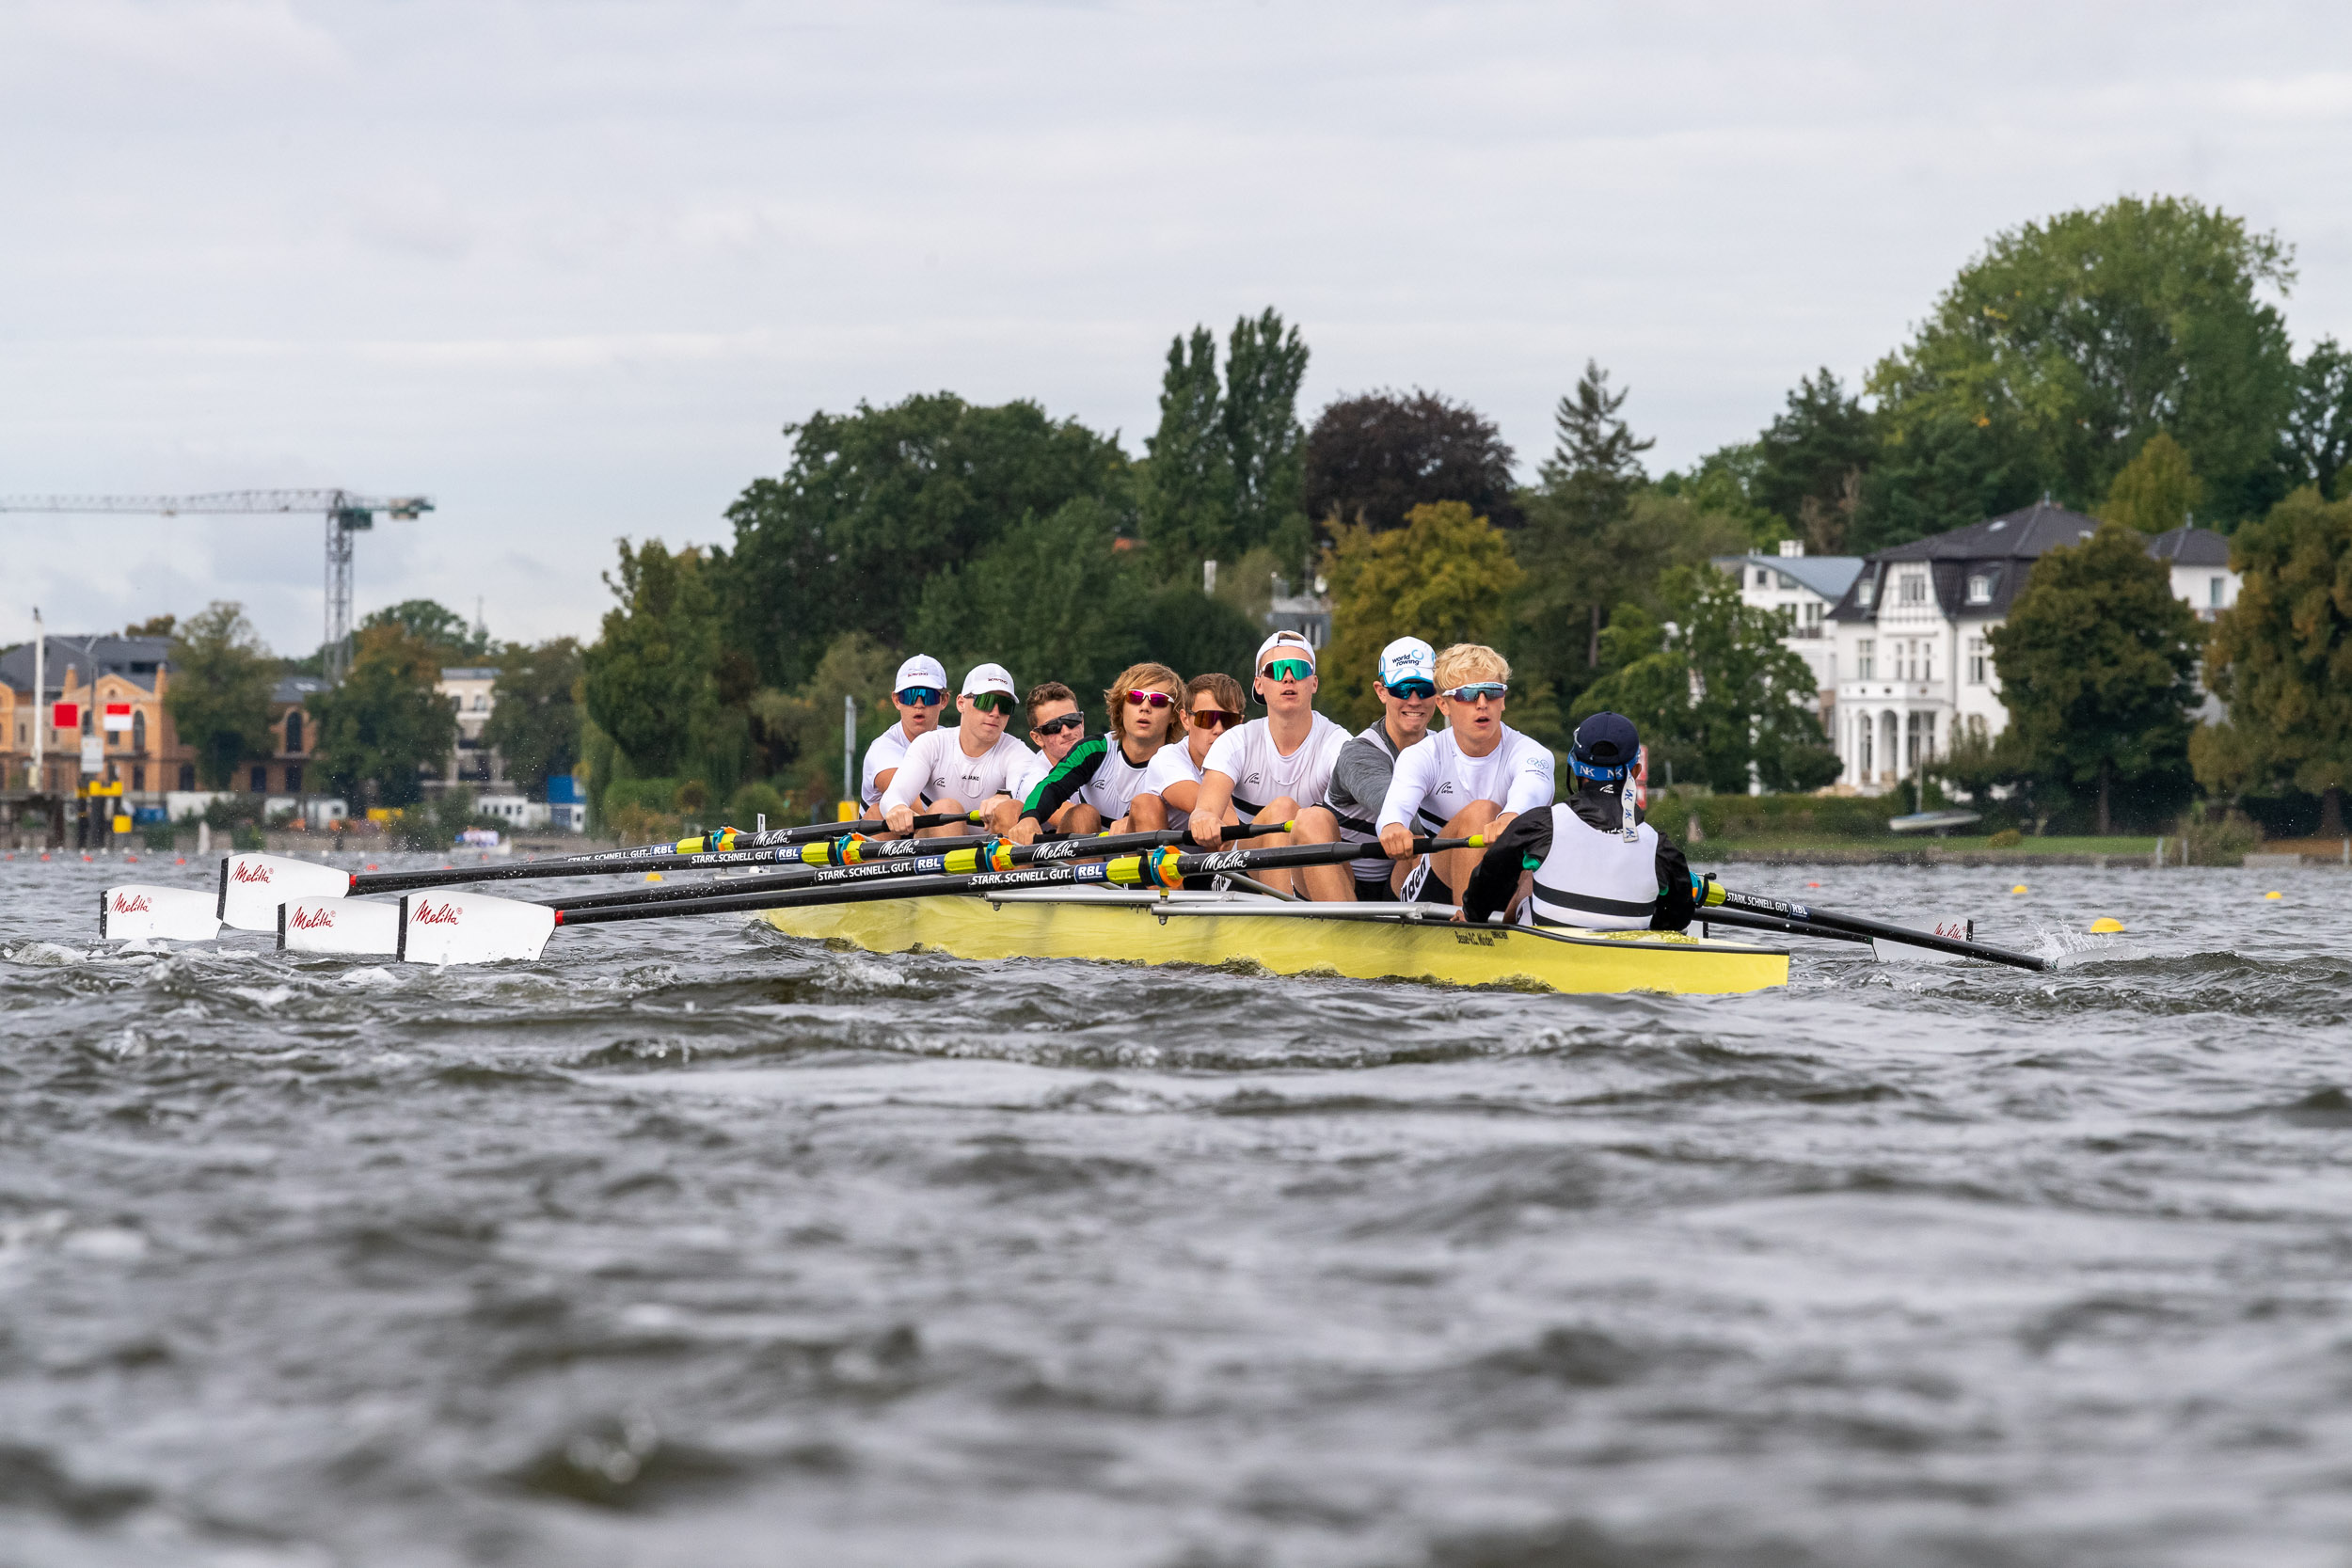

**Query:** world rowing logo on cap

left=112, top=893, right=151, bottom=914
left=232, top=863, right=273, bottom=883
left=290, top=906, right=335, bottom=930
left=411, top=900, right=462, bottom=926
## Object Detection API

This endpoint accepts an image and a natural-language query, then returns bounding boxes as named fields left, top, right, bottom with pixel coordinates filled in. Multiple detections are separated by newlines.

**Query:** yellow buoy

left=2010, top=884, right=2028, bottom=895
left=645, top=871, right=664, bottom=882
left=2265, top=890, right=2282, bottom=900
left=2090, top=917, right=2124, bottom=934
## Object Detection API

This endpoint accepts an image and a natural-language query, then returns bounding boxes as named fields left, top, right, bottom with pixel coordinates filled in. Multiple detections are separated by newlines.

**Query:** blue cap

left=1571, top=712, right=1640, bottom=778
left=1378, top=637, right=1436, bottom=688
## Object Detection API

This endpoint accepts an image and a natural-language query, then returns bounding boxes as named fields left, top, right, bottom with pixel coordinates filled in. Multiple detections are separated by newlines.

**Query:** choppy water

left=4, top=847, right=2351, bottom=1567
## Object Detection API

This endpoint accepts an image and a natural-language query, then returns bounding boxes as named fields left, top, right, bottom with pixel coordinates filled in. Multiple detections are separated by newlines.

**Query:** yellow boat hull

left=758, top=889, right=1787, bottom=995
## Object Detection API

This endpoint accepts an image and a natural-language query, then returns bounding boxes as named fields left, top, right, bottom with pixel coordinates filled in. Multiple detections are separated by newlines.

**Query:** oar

left=392, top=836, right=1484, bottom=964
left=1700, top=879, right=2048, bottom=971
left=209, top=812, right=983, bottom=928
left=1694, top=905, right=1874, bottom=949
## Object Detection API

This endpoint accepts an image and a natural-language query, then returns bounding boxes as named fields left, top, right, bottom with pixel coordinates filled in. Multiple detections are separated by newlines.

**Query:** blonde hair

left=1434, top=643, right=1509, bottom=689
left=1104, top=661, right=1183, bottom=745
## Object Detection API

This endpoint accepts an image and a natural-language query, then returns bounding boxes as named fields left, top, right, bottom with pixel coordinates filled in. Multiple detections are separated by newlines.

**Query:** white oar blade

left=99, top=885, right=221, bottom=942
left=397, top=892, right=556, bottom=965
left=219, top=854, right=352, bottom=931
left=1871, top=914, right=1974, bottom=965
left=279, top=896, right=401, bottom=957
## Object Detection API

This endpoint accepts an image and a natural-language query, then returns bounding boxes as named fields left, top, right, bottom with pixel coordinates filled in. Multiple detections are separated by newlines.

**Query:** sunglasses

left=896, top=687, right=945, bottom=706
left=1032, top=712, right=1085, bottom=737
left=1123, top=689, right=1175, bottom=709
left=1442, top=682, right=1508, bottom=704
left=1260, top=657, right=1314, bottom=683
left=1383, top=679, right=1437, bottom=700
left=1188, top=707, right=1240, bottom=730
left=967, top=691, right=1017, bottom=715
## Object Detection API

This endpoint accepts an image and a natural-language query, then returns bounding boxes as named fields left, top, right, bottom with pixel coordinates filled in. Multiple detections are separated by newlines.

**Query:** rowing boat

left=759, top=884, right=1790, bottom=994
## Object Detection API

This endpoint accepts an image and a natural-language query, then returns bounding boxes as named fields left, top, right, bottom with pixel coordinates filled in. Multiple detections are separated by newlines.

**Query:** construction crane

left=0, top=489, right=434, bottom=682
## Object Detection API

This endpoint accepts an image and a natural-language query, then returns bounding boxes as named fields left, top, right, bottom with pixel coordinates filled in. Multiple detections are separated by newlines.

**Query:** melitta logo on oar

left=410, top=900, right=464, bottom=926
left=233, top=863, right=275, bottom=883
left=112, top=893, right=153, bottom=914
left=98, top=884, right=221, bottom=942
left=290, top=905, right=336, bottom=930
left=218, top=853, right=353, bottom=930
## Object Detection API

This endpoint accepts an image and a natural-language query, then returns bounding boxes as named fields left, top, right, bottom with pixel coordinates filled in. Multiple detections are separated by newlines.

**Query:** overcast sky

left=4, top=0, right=2348, bottom=657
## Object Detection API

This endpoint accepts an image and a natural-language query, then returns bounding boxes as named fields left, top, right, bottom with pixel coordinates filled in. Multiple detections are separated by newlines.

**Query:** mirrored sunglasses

left=1442, top=682, right=1508, bottom=704
left=1032, top=712, right=1085, bottom=737
left=967, top=691, right=1017, bottom=715
left=1260, top=657, right=1314, bottom=683
left=1124, top=689, right=1174, bottom=708
left=1383, top=679, right=1437, bottom=700
left=1188, top=707, right=1241, bottom=730
left=896, top=687, right=945, bottom=706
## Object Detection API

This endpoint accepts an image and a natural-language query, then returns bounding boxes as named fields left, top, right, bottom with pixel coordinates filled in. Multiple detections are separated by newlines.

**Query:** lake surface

left=4, top=847, right=2349, bottom=1567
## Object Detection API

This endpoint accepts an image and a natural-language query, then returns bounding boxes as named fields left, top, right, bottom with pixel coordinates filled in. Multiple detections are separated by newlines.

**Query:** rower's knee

left=1293, top=805, right=1339, bottom=845
left=1442, top=800, right=1502, bottom=837
left=1057, top=803, right=1104, bottom=836
left=1129, top=794, right=1167, bottom=831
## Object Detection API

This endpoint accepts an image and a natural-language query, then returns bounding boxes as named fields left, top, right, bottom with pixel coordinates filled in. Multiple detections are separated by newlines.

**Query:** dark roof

left=273, top=675, right=329, bottom=705
left=1714, top=554, right=1864, bottom=602
left=1829, top=501, right=2233, bottom=625
left=0, top=634, right=172, bottom=697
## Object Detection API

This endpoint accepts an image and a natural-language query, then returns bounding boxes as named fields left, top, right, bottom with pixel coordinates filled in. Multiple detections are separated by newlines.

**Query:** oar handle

left=1705, top=881, right=2048, bottom=971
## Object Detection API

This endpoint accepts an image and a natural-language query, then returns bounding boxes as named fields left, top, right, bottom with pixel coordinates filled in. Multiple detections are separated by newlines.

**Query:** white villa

left=1712, top=541, right=1864, bottom=722
left=1826, top=499, right=2238, bottom=792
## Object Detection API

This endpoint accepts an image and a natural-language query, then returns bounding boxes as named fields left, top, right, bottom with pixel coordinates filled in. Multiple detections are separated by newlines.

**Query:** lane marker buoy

left=2010, top=884, right=2028, bottom=895
left=2265, top=891, right=2283, bottom=900
left=2090, top=917, right=2124, bottom=933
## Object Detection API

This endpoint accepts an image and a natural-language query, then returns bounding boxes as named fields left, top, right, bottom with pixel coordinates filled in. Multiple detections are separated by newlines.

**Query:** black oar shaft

left=1709, top=886, right=2047, bottom=971
left=1696, top=906, right=1872, bottom=947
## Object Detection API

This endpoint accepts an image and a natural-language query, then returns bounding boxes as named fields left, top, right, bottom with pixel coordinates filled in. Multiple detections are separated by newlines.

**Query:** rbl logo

left=291, top=906, right=335, bottom=930
left=411, top=900, right=462, bottom=926
left=112, top=893, right=152, bottom=913
left=232, top=863, right=273, bottom=883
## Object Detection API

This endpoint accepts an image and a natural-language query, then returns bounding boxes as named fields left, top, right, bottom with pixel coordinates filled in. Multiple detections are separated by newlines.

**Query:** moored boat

left=761, top=884, right=1788, bottom=994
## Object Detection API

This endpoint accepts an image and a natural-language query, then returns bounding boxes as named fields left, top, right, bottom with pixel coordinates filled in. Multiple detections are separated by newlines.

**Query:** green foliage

left=1755, top=371, right=1876, bottom=551
left=721, top=392, right=1131, bottom=689
left=1678, top=790, right=1900, bottom=842
left=1137, top=586, right=1262, bottom=690
left=1575, top=565, right=1836, bottom=794
left=481, top=637, right=584, bottom=799
left=165, top=601, right=277, bottom=789
left=750, top=630, right=903, bottom=811
left=1537, top=359, right=1656, bottom=521
left=2282, top=337, right=2352, bottom=500
left=728, top=781, right=789, bottom=827
left=308, top=625, right=459, bottom=809
left=2101, top=432, right=2203, bottom=532
left=1324, top=501, right=1521, bottom=731
left=360, top=599, right=494, bottom=663
left=389, top=786, right=508, bottom=851
left=1654, top=443, right=1780, bottom=546
left=1991, top=520, right=2202, bottom=832
left=2194, top=485, right=2352, bottom=829
left=582, top=540, right=720, bottom=781
left=1139, top=326, right=1233, bottom=571
left=1223, top=309, right=1311, bottom=556
left=1140, top=309, right=1311, bottom=578
left=1864, top=196, right=2296, bottom=545
left=1303, top=389, right=1521, bottom=534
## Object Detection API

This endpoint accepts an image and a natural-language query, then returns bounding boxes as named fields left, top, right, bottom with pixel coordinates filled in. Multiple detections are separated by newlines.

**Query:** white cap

left=1377, top=637, right=1436, bottom=688
left=894, top=654, right=947, bottom=693
left=961, top=662, right=1016, bottom=698
left=1254, top=630, right=1316, bottom=671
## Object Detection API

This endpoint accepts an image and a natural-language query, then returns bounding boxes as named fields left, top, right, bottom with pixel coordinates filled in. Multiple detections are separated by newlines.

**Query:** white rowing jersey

left=1376, top=723, right=1555, bottom=834
left=1023, top=736, right=1161, bottom=822
left=1202, top=713, right=1348, bottom=817
left=879, top=727, right=1036, bottom=812
left=1138, top=739, right=1207, bottom=800
left=860, top=722, right=920, bottom=808
left=1007, top=747, right=1053, bottom=806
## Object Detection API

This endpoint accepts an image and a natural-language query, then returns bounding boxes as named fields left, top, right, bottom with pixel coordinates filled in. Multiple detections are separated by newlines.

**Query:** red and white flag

left=103, top=703, right=134, bottom=732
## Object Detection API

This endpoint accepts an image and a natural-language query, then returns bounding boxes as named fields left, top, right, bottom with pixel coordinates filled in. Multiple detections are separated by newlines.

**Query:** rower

left=1186, top=632, right=1347, bottom=895
left=1292, top=636, right=1438, bottom=901
left=1375, top=643, right=1555, bottom=903
left=992, top=682, right=1086, bottom=835
left=1456, top=711, right=1695, bottom=931
left=860, top=654, right=948, bottom=810
left=880, top=663, right=1036, bottom=838
left=1009, top=662, right=1183, bottom=844
left=1127, top=673, right=1245, bottom=832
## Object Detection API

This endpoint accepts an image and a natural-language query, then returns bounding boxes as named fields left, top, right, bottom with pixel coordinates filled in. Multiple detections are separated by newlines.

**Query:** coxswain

left=992, top=682, right=1087, bottom=835
left=1375, top=643, right=1555, bottom=903
left=1127, top=673, right=1245, bottom=832
left=859, top=654, right=948, bottom=809
left=1291, top=636, right=1438, bottom=902
left=1186, top=632, right=1347, bottom=895
left=1457, top=711, right=1694, bottom=931
left=1009, top=662, right=1183, bottom=844
left=880, top=663, right=1036, bottom=837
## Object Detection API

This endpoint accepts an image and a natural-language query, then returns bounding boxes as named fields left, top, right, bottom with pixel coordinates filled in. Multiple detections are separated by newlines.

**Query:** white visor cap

left=961, top=662, right=1017, bottom=698
left=894, top=655, right=947, bottom=693
left=1378, top=637, right=1437, bottom=688
left=1254, top=631, right=1317, bottom=671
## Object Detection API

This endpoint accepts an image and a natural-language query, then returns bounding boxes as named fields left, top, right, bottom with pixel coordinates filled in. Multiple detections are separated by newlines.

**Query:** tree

left=307, top=625, right=459, bottom=809
left=583, top=540, right=722, bottom=782
left=1990, top=521, right=2202, bottom=833
left=1574, top=566, right=1837, bottom=794
left=1323, top=501, right=1522, bottom=731
left=2101, top=431, right=2204, bottom=533
left=1302, top=389, right=1520, bottom=535
left=361, top=599, right=494, bottom=663
left=1754, top=369, right=1878, bottom=545
left=1222, top=309, right=1311, bottom=560
left=1654, top=442, right=1780, bottom=546
left=125, top=614, right=176, bottom=638
left=481, top=637, right=585, bottom=799
left=1865, top=197, right=2296, bottom=545
left=2281, top=338, right=2352, bottom=501
left=165, top=602, right=277, bottom=789
left=2193, top=485, right=2352, bottom=835
left=1138, top=326, right=1233, bottom=572
left=721, top=393, right=1131, bottom=689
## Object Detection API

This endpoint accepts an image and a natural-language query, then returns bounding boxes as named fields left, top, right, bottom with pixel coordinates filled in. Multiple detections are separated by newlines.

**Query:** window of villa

left=1857, top=640, right=1875, bottom=680
left=133, top=711, right=146, bottom=752
left=133, top=766, right=145, bottom=791
left=2209, top=576, right=2225, bottom=607
left=1968, top=638, right=1988, bottom=684
left=1966, top=573, right=1993, bottom=604
left=249, top=765, right=267, bottom=793
left=179, top=764, right=196, bottom=790
left=1755, top=569, right=1769, bottom=588
left=287, top=764, right=304, bottom=794
left=285, top=710, right=305, bottom=753
left=1900, top=573, right=1927, bottom=605
left=1857, top=577, right=1876, bottom=608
